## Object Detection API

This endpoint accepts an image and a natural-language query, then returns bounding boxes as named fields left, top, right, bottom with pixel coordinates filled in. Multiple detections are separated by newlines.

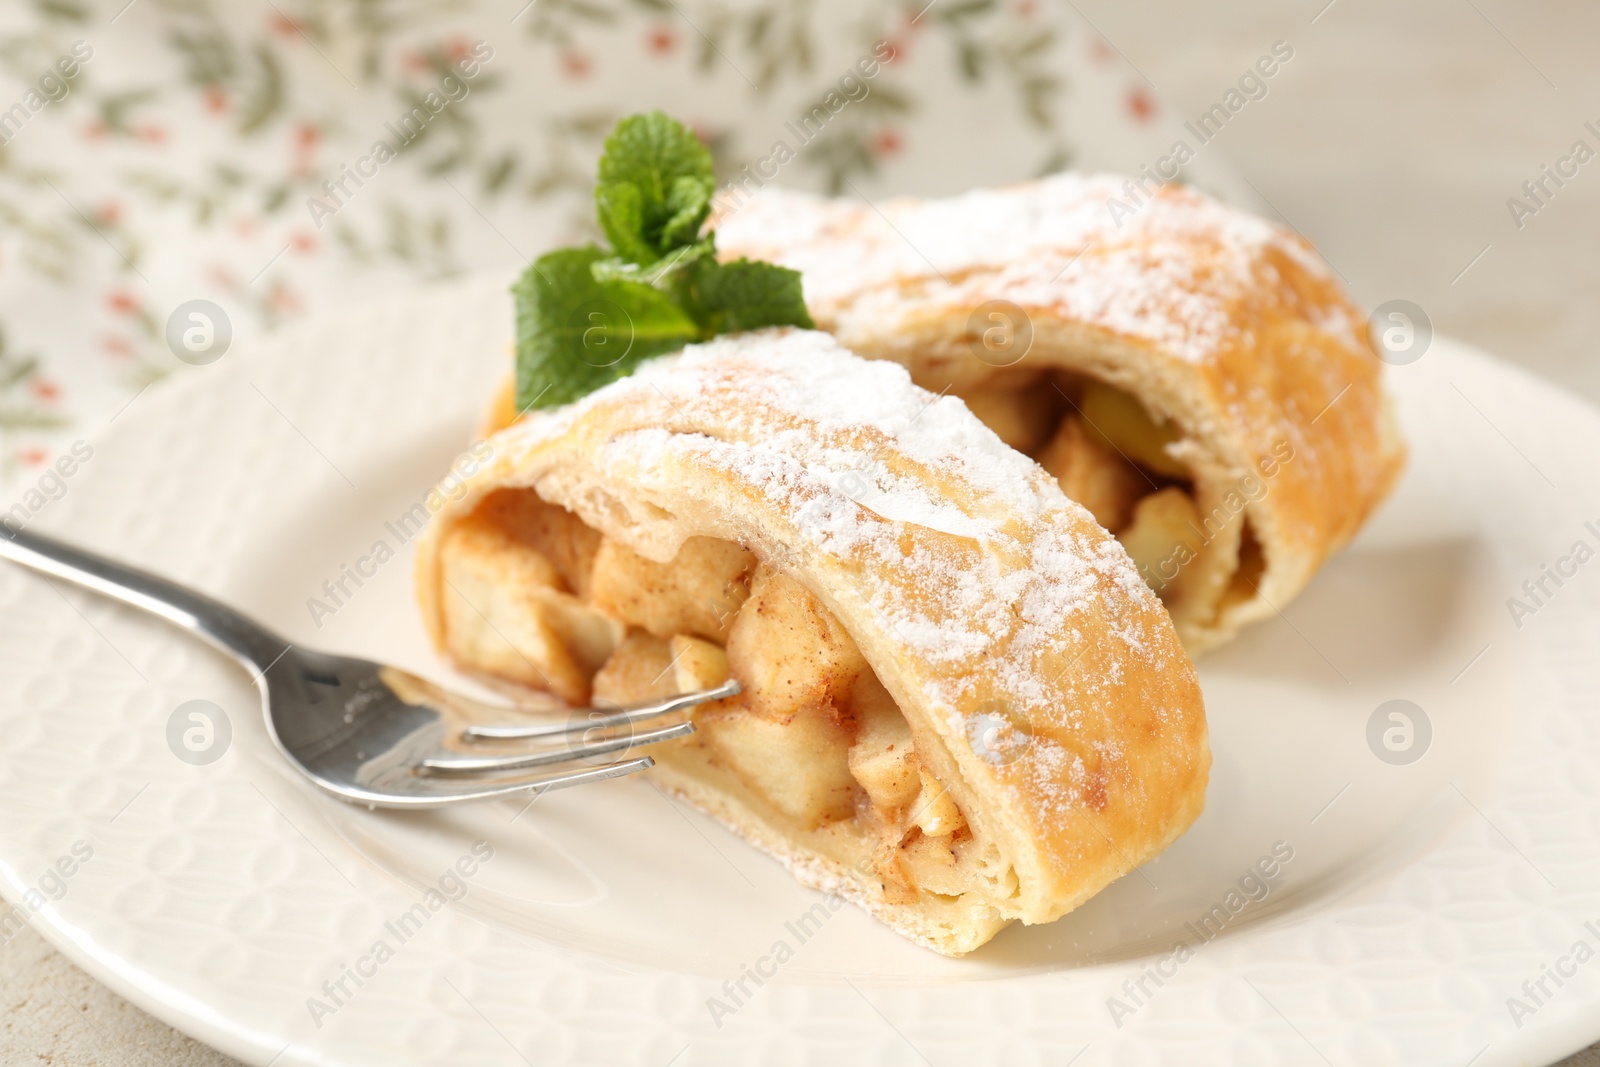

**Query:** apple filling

left=436, top=490, right=988, bottom=904
left=958, top=372, right=1259, bottom=635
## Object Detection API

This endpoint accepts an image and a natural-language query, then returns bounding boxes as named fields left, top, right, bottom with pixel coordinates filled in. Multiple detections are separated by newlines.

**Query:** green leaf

left=660, top=174, right=712, bottom=248
left=594, top=111, right=715, bottom=264
left=237, top=44, right=283, bottom=136
left=514, top=246, right=701, bottom=411
left=38, top=0, right=90, bottom=20
left=958, top=40, right=983, bottom=81
left=685, top=258, right=813, bottom=335
left=0, top=408, right=68, bottom=430
left=507, top=113, right=822, bottom=412
left=484, top=153, right=516, bottom=193
left=940, top=0, right=996, bottom=19
left=595, top=180, right=650, bottom=264
left=589, top=235, right=714, bottom=288
left=1016, top=30, right=1055, bottom=58
left=0, top=356, right=37, bottom=388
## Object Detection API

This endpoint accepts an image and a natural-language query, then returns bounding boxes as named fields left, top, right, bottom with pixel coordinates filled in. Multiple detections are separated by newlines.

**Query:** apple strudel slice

left=712, top=174, right=1406, bottom=653
left=416, top=328, right=1208, bottom=956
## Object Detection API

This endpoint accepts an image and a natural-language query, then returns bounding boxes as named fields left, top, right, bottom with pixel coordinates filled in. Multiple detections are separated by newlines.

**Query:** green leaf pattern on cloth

left=0, top=0, right=1176, bottom=490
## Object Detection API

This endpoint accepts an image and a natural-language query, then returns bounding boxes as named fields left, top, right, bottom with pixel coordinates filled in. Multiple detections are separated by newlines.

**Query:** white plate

left=3, top=275, right=1598, bottom=1067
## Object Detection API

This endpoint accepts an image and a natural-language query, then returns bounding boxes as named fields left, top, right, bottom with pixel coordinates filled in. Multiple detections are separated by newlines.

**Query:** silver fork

left=0, top=526, right=736, bottom=808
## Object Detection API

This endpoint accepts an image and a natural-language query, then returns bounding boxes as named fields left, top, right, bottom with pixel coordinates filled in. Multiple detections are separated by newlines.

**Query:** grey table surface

left=4, top=0, right=1598, bottom=1064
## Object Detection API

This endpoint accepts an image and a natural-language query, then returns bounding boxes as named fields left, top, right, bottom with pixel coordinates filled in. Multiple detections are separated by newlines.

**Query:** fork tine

left=461, top=679, right=741, bottom=741
left=516, top=755, right=653, bottom=791
left=420, top=720, right=695, bottom=774
left=387, top=755, right=658, bottom=806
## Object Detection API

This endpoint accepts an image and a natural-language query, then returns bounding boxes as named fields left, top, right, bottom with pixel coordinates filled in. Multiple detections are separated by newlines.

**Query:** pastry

left=712, top=174, right=1406, bottom=652
left=416, top=328, right=1209, bottom=956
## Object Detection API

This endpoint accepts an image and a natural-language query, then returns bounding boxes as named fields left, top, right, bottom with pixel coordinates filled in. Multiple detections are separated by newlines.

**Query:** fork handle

left=0, top=526, right=287, bottom=673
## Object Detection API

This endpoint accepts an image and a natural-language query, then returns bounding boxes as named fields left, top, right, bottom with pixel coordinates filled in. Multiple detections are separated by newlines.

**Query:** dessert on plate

left=712, top=175, right=1406, bottom=652
left=415, top=329, right=1210, bottom=955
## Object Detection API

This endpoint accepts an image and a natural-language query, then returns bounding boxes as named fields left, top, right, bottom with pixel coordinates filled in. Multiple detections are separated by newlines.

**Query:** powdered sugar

left=513, top=329, right=1168, bottom=737
left=474, top=328, right=1202, bottom=856
left=714, top=172, right=1337, bottom=364
left=635, top=329, right=1059, bottom=524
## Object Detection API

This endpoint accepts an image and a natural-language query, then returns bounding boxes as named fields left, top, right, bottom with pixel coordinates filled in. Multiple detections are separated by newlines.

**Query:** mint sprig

left=514, top=112, right=813, bottom=412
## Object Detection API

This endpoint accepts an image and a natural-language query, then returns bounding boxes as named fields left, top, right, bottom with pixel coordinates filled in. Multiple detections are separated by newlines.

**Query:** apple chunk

left=473, top=489, right=604, bottom=599
left=438, top=515, right=621, bottom=704
left=591, top=631, right=677, bottom=705
left=1079, top=380, right=1188, bottom=479
left=724, top=567, right=868, bottom=723
left=670, top=634, right=730, bottom=693
left=911, top=768, right=966, bottom=838
left=589, top=536, right=755, bottom=642
left=959, top=387, right=1061, bottom=455
left=1036, top=415, right=1148, bottom=533
left=847, top=673, right=921, bottom=816
left=1117, top=486, right=1204, bottom=596
left=701, top=704, right=857, bottom=829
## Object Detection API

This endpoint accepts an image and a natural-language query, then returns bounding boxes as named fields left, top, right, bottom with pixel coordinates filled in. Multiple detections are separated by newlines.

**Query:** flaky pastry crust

left=713, top=174, right=1406, bottom=652
left=416, top=329, right=1209, bottom=954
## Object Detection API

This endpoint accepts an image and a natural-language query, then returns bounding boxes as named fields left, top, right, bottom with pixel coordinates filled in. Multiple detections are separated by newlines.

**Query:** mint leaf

left=595, top=112, right=715, bottom=265
left=594, top=181, right=651, bottom=266
left=588, top=236, right=715, bottom=289
left=512, top=113, right=818, bottom=413
left=514, top=246, right=700, bottom=411
left=660, top=174, right=712, bottom=249
left=685, top=257, right=815, bottom=334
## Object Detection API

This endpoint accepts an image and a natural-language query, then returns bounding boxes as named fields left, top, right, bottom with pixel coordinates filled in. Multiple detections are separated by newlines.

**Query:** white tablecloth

left=3, top=0, right=1596, bottom=1063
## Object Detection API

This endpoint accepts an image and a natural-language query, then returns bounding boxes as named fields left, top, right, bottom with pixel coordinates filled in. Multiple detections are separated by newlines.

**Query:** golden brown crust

left=416, top=329, right=1208, bottom=954
left=480, top=368, right=520, bottom=439
left=712, top=174, right=1406, bottom=651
